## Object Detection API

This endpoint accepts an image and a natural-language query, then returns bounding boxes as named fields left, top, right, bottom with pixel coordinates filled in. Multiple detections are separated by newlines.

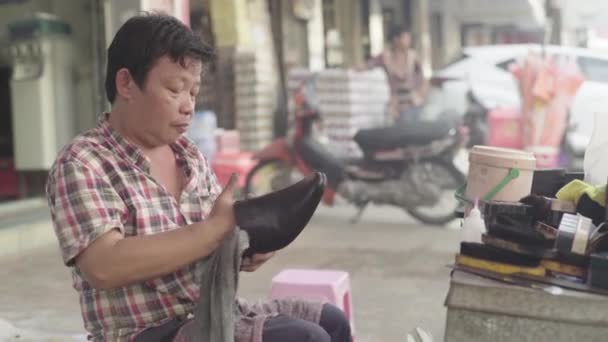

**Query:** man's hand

left=241, top=252, right=275, bottom=272
left=207, top=173, right=238, bottom=239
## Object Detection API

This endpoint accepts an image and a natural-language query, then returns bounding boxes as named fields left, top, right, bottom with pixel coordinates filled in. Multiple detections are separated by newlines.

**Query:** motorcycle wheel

left=404, top=159, right=466, bottom=226
left=243, top=159, right=302, bottom=198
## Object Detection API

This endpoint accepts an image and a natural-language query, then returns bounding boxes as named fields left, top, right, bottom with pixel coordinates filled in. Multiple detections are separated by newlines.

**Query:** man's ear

left=115, top=68, right=134, bottom=101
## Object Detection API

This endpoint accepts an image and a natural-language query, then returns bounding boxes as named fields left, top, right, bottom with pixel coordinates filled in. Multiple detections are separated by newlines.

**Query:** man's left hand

left=241, top=252, right=275, bottom=272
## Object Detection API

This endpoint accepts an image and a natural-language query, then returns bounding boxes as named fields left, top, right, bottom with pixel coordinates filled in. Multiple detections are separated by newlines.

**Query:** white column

left=307, top=0, right=325, bottom=71
left=369, top=0, right=384, bottom=57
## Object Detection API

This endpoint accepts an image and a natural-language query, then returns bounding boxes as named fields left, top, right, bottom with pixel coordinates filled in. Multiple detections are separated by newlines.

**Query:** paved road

left=0, top=204, right=461, bottom=342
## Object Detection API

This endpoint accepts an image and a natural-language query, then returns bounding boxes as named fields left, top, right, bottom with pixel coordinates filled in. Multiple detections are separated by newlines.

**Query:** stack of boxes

left=316, top=68, right=390, bottom=158
left=234, top=50, right=277, bottom=152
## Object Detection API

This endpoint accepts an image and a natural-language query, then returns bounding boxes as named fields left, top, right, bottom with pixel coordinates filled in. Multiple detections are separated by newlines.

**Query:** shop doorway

left=0, top=66, right=19, bottom=202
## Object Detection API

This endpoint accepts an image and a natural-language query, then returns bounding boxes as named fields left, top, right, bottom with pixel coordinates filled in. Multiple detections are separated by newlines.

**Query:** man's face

left=395, top=32, right=411, bottom=49
left=127, top=55, right=202, bottom=146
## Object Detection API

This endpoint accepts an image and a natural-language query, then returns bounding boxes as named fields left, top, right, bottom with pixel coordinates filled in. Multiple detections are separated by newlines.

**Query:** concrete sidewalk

left=0, top=203, right=461, bottom=342
left=0, top=198, right=54, bottom=259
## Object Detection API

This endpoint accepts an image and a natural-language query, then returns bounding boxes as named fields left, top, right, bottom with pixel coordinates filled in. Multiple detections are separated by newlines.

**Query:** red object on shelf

left=0, top=158, right=19, bottom=199
left=487, top=107, right=523, bottom=149
left=212, top=152, right=257, bottom=188
left=215, top=130, right=241, bottom=154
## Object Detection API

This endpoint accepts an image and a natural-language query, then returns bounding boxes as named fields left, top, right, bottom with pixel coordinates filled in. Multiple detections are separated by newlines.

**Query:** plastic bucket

left=465, top=146, right=536, bottom=203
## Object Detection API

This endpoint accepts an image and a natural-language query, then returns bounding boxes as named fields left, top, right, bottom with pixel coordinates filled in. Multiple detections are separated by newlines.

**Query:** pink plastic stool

left=269, top=269, right=355, bottom=338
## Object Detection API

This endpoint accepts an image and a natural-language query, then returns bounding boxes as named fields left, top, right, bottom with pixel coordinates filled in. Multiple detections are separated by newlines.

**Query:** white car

left=428, top=44, right=608, bottom=168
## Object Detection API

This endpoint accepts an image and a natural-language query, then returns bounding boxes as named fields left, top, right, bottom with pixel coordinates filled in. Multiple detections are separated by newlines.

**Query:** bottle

left=461, top=199, right=486, bottom=243
left=188, top=110, right=217, bottom=161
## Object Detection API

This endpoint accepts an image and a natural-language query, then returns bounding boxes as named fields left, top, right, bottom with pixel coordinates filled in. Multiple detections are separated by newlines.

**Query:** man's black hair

left=387, top=25, right=409, bottom=42
left=104, top=13, right=214, bottom=103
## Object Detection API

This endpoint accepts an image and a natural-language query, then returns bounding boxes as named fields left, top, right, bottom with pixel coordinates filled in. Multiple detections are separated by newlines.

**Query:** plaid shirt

left=46, top=116, right=221, bottom=341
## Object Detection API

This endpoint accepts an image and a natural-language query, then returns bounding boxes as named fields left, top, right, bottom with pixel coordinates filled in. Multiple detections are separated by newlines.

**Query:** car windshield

left=578, top=56, right=608, bottom=83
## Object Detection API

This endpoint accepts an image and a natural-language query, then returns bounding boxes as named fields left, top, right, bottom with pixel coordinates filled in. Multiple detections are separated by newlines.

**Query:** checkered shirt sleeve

left=47, top=158, right=127, bottom=266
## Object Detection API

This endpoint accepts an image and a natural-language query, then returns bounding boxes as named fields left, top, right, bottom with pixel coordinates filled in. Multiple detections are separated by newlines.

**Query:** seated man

left=46, top=13, right=351, bottom=342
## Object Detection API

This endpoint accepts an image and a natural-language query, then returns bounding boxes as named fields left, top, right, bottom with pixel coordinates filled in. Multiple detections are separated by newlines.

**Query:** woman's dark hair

left=104, top=13, right=214, bottom=103
left=387, top=25, right=409, bottom=42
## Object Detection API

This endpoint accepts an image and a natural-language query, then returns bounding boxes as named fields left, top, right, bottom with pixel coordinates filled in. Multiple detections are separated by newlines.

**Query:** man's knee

left=301, top=324, right=331, bottom=342
left=263, top=315, right=331, bottom=342
left=319, top=304, right=351, bottom=341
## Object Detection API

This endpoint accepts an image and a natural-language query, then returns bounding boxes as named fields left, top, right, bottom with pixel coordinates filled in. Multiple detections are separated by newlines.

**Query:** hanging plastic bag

left=584, top=112, right=608, bottom=185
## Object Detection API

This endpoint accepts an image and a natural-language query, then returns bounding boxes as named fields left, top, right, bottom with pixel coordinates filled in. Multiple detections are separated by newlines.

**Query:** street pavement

left=0, top=203, right=461, bottom=342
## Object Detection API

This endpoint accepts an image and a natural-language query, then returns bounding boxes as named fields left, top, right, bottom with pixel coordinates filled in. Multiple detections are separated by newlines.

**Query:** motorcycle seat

left=295, top=138, right=346, bottom=187
left=354, top=119, right=454, bottom=151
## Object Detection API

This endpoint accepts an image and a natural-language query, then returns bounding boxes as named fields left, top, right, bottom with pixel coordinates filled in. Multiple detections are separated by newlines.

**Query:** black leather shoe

left=235, top=172, right=326, bottom=256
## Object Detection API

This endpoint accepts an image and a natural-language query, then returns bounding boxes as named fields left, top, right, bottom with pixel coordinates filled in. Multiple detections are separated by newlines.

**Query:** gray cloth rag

left=179, top=228, right=325, bottom=342
left=190, top=228, right=249, bottom=342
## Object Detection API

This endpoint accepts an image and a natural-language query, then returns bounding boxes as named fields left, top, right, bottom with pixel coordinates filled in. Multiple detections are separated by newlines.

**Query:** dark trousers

left=262, top=303, right=352, bottom=342
left=134, top=303, right=352, bottom=342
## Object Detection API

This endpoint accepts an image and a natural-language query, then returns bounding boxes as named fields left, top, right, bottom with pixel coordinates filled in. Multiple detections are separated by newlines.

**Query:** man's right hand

left=207, top=173, right=238, bottom=238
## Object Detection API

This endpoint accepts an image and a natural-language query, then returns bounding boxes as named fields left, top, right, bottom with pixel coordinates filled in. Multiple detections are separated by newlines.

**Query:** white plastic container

left=465, top=146, right=536, bottom=203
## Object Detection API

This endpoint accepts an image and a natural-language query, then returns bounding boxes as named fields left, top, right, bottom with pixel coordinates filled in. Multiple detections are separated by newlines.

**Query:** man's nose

left=181, top=95, right=195, bottom=115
